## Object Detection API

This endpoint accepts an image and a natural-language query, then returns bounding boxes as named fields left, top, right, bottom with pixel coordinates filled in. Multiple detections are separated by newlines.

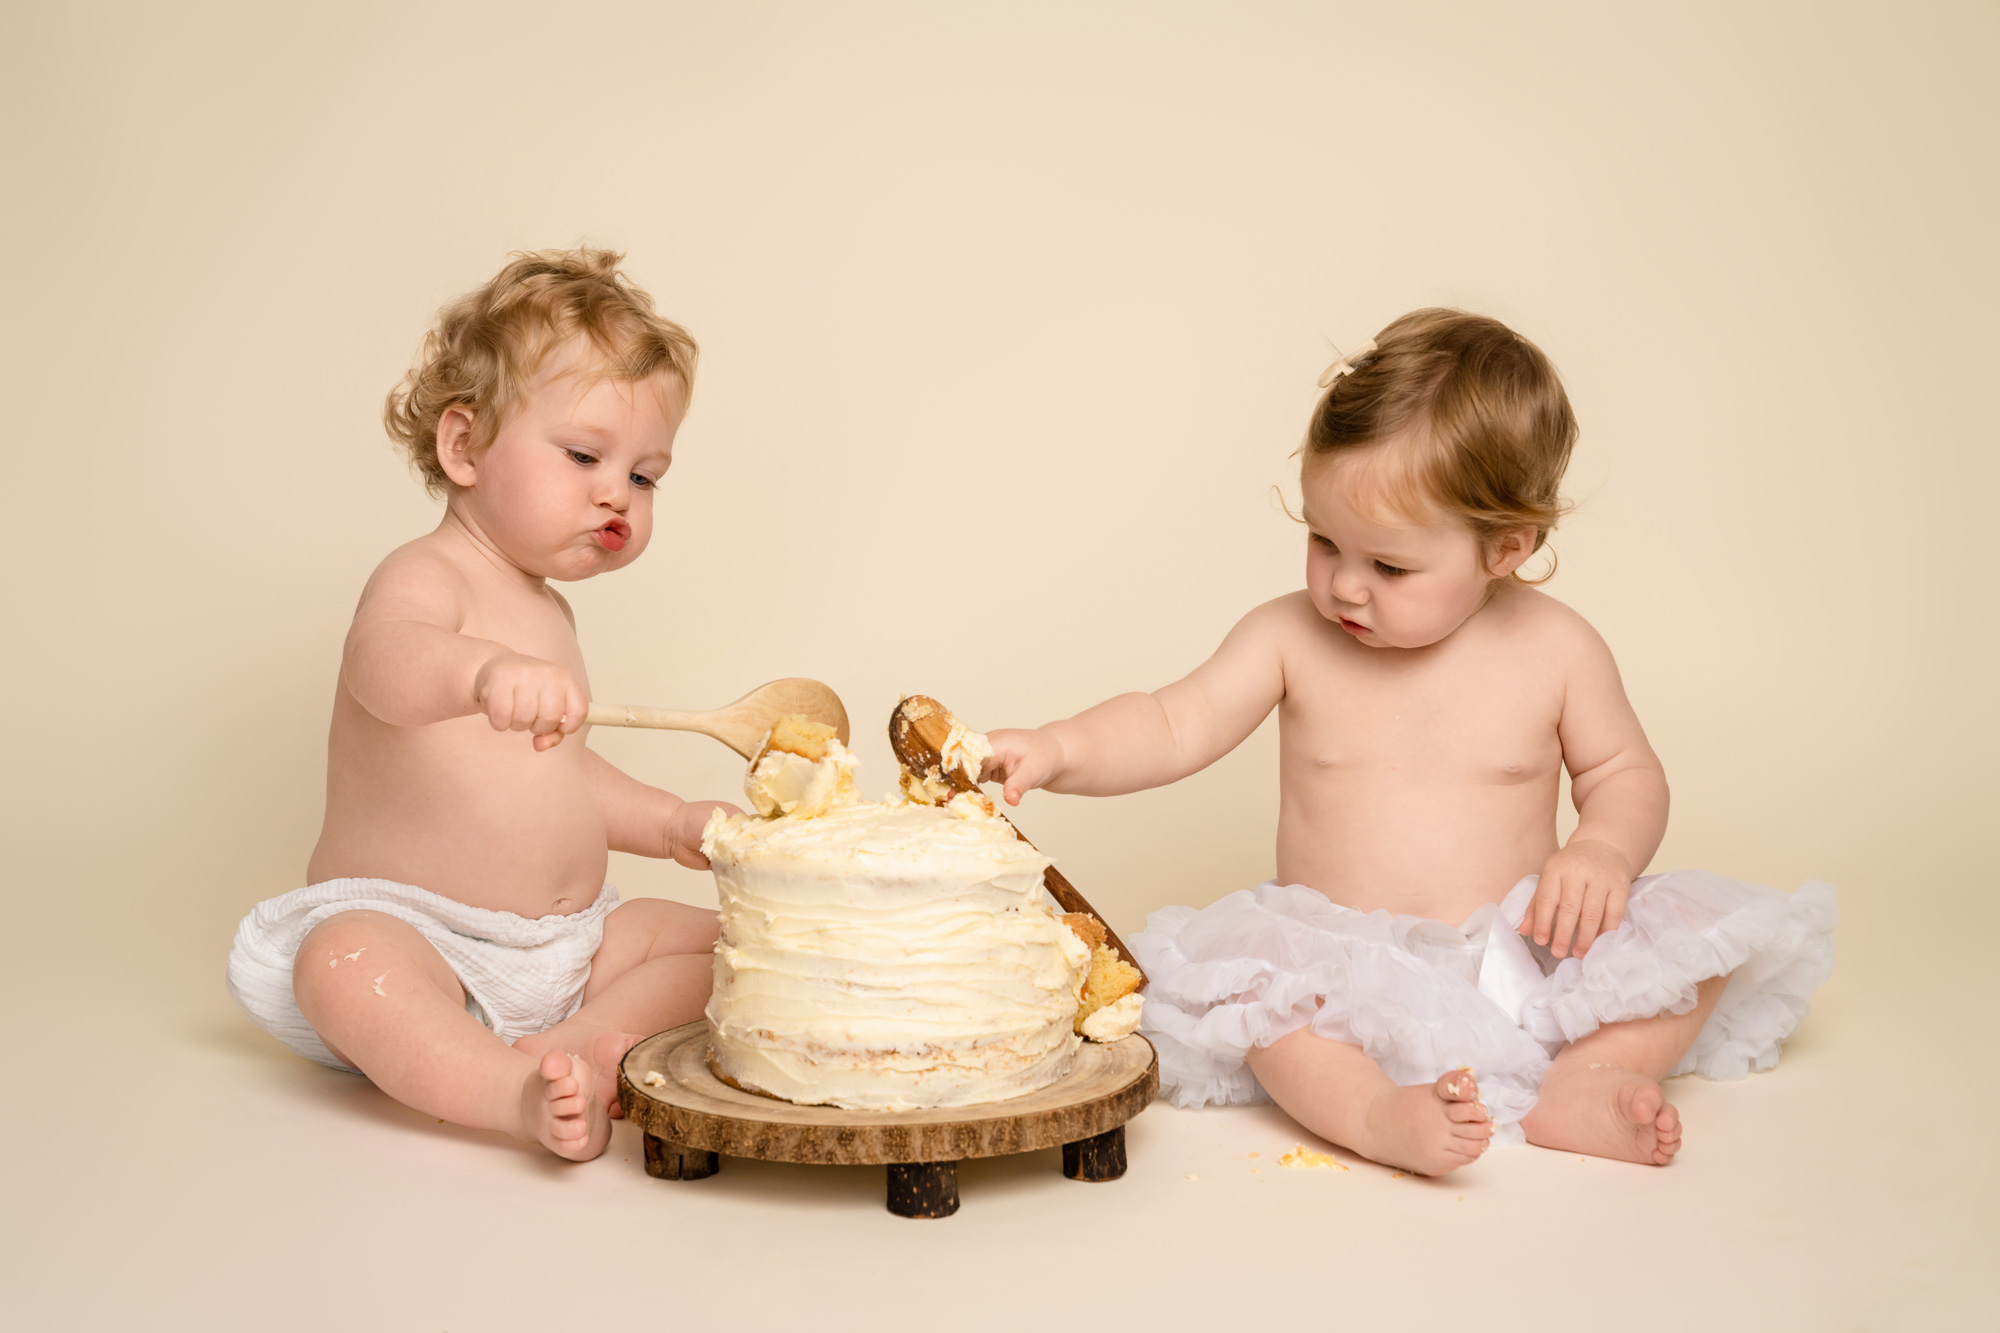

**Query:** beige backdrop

left=4, top=2, right=1993, bottom=1328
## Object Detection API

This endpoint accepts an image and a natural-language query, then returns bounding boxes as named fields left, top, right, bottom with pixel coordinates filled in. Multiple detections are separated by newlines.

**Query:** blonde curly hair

left=384, top=248, right=699, bottom=497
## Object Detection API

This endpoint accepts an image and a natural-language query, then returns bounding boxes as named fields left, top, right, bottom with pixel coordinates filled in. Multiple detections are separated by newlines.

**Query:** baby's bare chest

left=461, top=591, right=591, bottom=685
left=1281, top=648, right=1565, bottom=784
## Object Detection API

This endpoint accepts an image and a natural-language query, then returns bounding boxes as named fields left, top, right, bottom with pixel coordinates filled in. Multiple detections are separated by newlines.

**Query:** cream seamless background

left=3, top=2, right=1993, bottom=1328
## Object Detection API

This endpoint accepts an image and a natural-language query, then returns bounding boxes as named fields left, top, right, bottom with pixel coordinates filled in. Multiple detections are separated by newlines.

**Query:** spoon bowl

left=588, top=678, right=849, bottom=759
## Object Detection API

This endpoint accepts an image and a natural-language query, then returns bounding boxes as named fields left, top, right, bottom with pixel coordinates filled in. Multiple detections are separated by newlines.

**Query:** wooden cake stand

left=617, top=1022, right=1159, bottom=1218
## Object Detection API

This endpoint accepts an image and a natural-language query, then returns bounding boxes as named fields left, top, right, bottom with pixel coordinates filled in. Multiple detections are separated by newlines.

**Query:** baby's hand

left=663, top=799, right=742, bottom=870
left=1523, top=840, right=1633, bottom=959
left=471, top=653, right=588, bottom=752
left=981, top=728, right=1065, bottom=806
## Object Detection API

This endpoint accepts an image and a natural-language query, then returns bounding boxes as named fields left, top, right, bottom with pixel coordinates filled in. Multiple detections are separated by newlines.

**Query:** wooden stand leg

left=644, top=1132, right=720, bottom=1181
left=885, top=1160, right=959, bottom=1218
left=1063, top=1125, right=1128, bottom=1182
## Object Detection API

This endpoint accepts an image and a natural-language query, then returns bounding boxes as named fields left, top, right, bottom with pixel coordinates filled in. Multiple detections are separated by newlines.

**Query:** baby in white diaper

left=226, top=249, right=736, bottom=1160
left=985, top=309, right=1836, bottom=1175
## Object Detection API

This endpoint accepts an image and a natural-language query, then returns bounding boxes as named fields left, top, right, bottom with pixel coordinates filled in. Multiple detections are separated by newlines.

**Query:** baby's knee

left=608, top=896, right=719, bottom=953
left=293, top=910, right=455, bottom=1002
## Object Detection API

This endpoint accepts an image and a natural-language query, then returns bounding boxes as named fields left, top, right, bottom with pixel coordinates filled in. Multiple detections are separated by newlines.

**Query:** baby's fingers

left=532, top=681, right=589, bottom=751
left=1002, top=754, right=1054, bottom=807
left=483, top=682, right=521, bottom=732
left=1582, top=884, right=1631, bottom=955
left=1572, top=889, right=1607, bottom=956
left=1524, top=876, right=1561, bottom=946
left=1548, top=877, right=1587, bottom=958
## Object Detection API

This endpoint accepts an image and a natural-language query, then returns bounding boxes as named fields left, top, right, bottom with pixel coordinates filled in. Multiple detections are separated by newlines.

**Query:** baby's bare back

left=1270, top=587, right=1583, bottom=921
left=306, top=535, right=609, bottom=918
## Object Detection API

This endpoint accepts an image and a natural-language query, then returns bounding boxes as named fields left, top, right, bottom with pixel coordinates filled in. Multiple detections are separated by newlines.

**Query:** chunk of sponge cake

left=761, top=714, right=837, bottom=762
left=1061, top=912, right=1107, bottom=952
left=1061, top=913, right=1143, bottom=1035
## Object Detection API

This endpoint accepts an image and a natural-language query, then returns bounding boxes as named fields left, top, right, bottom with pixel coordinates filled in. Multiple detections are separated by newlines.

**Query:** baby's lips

left=595, top=519, right=631, bottom=551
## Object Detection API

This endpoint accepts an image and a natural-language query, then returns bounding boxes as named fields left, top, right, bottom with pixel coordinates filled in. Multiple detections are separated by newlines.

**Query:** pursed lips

left=593, top=517, right=632, bottom=551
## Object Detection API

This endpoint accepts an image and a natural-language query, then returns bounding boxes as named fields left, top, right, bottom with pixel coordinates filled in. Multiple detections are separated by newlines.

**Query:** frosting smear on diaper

left=702, top=714, right=1096, bottom=1110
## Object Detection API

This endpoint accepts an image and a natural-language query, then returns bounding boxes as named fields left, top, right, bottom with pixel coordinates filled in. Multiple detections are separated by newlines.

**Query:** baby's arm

left=584, top=751, right=737, bottom=870
left=343, top=551, right=585, bottom=750
left=985, top=598, right=1290, bottom=804
left=1527, top=616, right=1670, bottom=958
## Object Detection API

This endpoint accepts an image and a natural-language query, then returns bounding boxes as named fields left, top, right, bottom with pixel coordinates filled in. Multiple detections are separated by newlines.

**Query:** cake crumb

left=1391, top=1171, right=1407, bottom=1179
left=344, top=948, right=366, bottom=962
left=642, top=1071, right=667, bottom=1088
left=371, top=972, right=388, bottom=997
left=1247, top=1152, right=1259, bottom=1159
left=1279, top=1144, right=1348, bottom=1171
left=762, top=714, right=836, bottom=762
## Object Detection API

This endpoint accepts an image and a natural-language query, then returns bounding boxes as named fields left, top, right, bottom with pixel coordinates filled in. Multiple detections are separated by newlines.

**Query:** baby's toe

left=537, top=1049, right=574, bottom=1088
left=1451, top=1116, right=1495, bottom=1142
left=1435, top=1069, right=1480, bottom=1102
left=1444, top=1098, right=1489, bottom=1123
left=1620, top=1076, right=1665, bottom=1125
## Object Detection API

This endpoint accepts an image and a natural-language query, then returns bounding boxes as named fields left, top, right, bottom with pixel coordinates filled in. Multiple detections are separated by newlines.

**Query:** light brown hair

left=1303, top=308, right=1576, bottom=581
left=385, top=248, right=699, bottom=497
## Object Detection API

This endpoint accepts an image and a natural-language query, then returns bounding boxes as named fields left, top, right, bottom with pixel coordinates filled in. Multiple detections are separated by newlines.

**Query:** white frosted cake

left=700, top=714, right=1128, bottom=1111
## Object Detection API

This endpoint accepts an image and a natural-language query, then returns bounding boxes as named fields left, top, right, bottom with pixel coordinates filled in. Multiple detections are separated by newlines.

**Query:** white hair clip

left=1317, top=339, right=1378, bottom=389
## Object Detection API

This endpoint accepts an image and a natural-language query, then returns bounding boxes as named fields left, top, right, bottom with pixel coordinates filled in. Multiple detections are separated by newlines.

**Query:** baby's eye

left=1374, top=560, right=1409, bottom=577
left=566, top=449, right=598, bottom=467
left=630, top=473, right=656, bottom=490
left=1311, top=534, right=1336, bottom=552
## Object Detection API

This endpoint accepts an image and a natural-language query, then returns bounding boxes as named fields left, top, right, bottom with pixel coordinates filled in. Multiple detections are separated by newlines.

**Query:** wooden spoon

left=889, top=694, right=1146, bottom=985
left=587, top=678, right=850, bottom=759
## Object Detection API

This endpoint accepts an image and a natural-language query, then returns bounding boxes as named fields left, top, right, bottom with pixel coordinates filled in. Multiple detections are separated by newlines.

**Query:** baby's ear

left=1485, top=526, right=1538, bottom=578
left=435, top=408, right=480, bottom=487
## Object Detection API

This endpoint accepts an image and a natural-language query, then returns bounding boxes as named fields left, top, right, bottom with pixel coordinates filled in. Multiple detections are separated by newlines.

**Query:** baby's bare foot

left=519, top=1050, right=612, bottom=1161
left=1523, top=1064, right=1682, bottom=1165
left=1359, top=1069, right=1494, bottom=1176
left=518, top=1028, right=641, bottom=1119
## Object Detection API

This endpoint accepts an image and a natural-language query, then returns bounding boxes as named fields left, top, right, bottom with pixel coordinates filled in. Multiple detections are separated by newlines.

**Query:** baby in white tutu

left=985, top=309, right=1835, bottom=1175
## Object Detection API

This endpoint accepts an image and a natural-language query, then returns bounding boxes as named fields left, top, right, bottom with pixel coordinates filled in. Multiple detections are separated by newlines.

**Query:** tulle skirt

left=1131, top=871, right=1838, bottom=1144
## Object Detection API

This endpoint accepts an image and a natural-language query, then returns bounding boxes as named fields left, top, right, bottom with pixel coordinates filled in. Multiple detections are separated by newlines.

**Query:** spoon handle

left=1034, top=853, right=1145, bottom=987
left=585, top=702, right=707, bottom=731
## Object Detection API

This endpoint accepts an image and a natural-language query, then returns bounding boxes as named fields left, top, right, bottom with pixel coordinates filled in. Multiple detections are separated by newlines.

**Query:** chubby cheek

left=1304, top=549, right=1335, bottom=609
left=1379, top=585, right=1467, bottom=648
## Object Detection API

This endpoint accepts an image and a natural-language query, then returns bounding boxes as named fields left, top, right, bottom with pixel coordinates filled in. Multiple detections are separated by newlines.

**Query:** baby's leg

left=292, top=911, right=611, bottom=1161
left=515, top=898, right=718, bottom=1112
left=1522, top=973, right=1728, bottom=1165
left=1247, top=1026, right=1494, bottom=1176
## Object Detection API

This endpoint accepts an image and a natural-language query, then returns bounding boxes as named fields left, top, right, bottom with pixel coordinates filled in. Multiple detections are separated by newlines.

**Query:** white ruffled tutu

left=1131, top=871, right=1837, bottom=1144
